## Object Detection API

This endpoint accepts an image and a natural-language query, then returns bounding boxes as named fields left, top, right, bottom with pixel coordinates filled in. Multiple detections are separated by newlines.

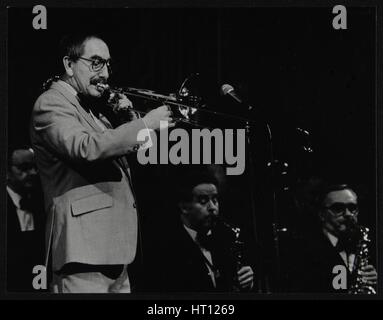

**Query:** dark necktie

left=19, top=195, right=34, bottom=212
left=336, top=236, right=357, bottom=254
left=197, top=232, right=213, bottom=251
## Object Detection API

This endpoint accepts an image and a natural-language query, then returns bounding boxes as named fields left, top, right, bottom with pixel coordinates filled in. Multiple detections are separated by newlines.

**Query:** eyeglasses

left=77, top=56, right=112, bottom=73
left=324, top=203, right=359, bottom=216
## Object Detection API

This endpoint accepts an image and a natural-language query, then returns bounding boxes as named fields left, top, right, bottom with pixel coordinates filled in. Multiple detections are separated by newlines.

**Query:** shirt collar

left=6, top=186, right=21, bottom=209
left=323, top=228, right=339, bottom=247
left=183, top=224, right=198, bottom=242
left=183, top=224, right=212, bottom=244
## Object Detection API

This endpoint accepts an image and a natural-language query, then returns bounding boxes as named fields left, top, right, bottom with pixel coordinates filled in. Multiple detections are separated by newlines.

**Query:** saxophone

left=216, top=219, right=245, bottom=291
left=348, top=225, right=376, bottom=294
left=218, top=220, right=244, bottom=269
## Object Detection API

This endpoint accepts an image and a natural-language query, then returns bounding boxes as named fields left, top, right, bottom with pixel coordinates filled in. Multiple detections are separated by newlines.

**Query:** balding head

left=7, top=148, right=38, bottom=195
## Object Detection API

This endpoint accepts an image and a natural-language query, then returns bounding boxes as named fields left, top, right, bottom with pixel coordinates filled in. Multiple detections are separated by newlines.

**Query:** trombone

left=96, top=83, right=251, bottom=129
left=42, top=75, right=252, bottom=128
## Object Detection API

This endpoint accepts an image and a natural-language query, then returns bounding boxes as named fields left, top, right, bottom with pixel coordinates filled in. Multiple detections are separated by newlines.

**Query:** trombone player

left=30, top=33, right=174, bottom=293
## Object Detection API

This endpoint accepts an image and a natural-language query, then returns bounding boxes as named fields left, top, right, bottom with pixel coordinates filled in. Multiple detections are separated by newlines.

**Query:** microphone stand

left=265, top=123, right=282, bottom=292
left=245, top=119, right=263, bottom=293
left=245, top=105, right=281, bottom=293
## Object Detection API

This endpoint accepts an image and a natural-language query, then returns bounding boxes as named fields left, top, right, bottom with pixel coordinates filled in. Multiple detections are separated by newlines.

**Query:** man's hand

left=143, top=105, right=175, bottom=130
left=110, top=93, right=138, bottom=121
left=360, top=264, right=377, bottom=286
left=237, top=266, right=254, bottom=291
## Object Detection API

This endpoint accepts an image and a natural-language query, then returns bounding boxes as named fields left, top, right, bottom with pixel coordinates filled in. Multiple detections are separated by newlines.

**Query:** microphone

left=220, top=84, right=242, bottom=103
left=221, top=84, right=253, bottom=111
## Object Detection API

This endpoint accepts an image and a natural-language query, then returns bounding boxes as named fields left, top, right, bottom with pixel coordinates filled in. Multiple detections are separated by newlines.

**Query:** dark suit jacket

left=7, top=193, right=46, bottom=292
left=147, top=219, right=238, bottom=293
left=30, top=81, right=147, bottom=271
left=286, top=228, right=354, bottom=293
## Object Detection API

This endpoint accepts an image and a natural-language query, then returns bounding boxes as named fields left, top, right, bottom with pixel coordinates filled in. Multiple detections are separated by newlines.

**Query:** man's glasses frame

left=77, top=56, right=112, bottom=73
left=324, top=202, right=359, bottom=216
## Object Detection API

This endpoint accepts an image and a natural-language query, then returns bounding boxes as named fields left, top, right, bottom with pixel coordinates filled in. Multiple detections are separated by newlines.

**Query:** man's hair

left=175, top=166, right=220, bottom=203
left=314, top=183, right=357, bottom=209
left=7, top=144, right=34, bottom=170
left=59, top=33, right=105, bottom=61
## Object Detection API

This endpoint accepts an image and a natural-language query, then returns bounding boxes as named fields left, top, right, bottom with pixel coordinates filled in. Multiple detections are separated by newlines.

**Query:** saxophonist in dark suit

left=287, top=183, right=377, bottom=293
left=147, top=167, right=255, bottom=292
left=6, top=147, right=46, bottom=292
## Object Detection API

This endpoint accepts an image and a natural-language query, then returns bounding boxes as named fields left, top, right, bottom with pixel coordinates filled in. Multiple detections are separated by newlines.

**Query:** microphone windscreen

left=220, top=84, right=234, bottom=96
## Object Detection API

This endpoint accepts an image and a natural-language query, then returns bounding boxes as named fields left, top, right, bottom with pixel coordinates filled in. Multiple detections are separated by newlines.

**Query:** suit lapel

left=180, top=226, right=217, bottom=289
left=49, top=81, right=134, bottom=179
left=50, top=81, right=104, bottom=134
left=313, top=232, right=350, bottom=273
left=97, top=113, right=136, bottom=186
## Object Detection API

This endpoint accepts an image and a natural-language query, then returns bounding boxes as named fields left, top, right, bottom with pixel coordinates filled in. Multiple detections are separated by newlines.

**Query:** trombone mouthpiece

left=95, top=83, right=110, bottom=91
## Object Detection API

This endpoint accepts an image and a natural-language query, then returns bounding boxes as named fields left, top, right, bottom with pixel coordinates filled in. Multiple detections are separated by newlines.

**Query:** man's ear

left=318, top=210, right=326, bottom=222
left=178, top=202, right=187, bottom=215
left=63, top=56, right=74, bottom=77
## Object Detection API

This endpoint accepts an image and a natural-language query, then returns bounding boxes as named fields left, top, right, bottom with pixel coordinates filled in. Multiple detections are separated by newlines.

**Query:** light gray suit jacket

left=30, top=81, right=146, bottom=272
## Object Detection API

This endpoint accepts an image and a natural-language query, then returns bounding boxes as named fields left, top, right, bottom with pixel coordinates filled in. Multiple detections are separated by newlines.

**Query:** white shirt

left=183, top=224, right=217, bottom=287
left=7, top=186, right=35, bottom=232
left=324, top=229, right=356, bottom=272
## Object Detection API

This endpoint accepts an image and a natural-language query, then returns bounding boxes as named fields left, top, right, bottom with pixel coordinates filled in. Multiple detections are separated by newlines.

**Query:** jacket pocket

left=71, top=192, right=113, bottom=216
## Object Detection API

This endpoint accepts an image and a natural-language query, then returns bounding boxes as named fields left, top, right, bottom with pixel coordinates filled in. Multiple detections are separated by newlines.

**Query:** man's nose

left=28, top=167, right=38, bottom=175
left=99, top=65, right=109, bottom=78
left=344, top=208, right=354, bottom=217
left=207, top=200, right=218, bottom=212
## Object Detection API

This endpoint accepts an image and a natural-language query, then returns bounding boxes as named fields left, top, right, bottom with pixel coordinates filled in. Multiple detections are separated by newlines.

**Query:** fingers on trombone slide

left=163, top=104, right=176, bottom=127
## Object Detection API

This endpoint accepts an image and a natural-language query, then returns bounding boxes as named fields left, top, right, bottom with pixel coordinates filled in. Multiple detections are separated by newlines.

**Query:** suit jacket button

left=133, top=145, right=139, bottom=152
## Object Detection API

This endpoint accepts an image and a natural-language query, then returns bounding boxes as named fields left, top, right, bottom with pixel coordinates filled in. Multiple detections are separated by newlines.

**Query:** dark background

left=8, top=7, right=376, bottom=292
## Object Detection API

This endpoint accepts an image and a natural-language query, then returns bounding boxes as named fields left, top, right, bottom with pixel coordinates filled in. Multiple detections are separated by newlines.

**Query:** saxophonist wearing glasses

left=30, top=33, right=174, bottom=293
left=287, top=183, right=377, bottom=293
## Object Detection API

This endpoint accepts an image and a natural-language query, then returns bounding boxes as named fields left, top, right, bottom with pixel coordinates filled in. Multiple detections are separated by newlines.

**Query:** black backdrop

left=8, top=7, right=376, bottom=292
